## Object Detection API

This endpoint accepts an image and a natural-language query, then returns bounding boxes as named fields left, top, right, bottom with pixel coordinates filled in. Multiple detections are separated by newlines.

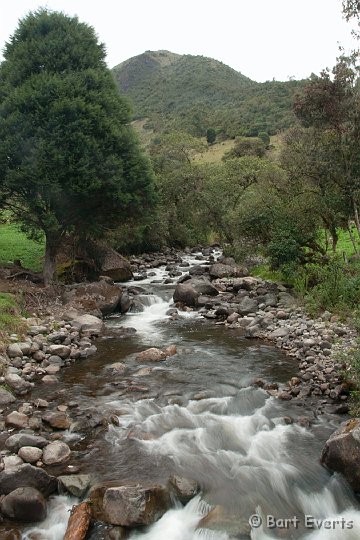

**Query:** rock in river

left=321, top=418, right=360, bottom=492
left=1, top=487, right=47, bottom=522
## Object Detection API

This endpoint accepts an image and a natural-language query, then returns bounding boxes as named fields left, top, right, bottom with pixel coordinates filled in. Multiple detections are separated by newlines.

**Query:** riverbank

left=0, top=247, right=359, bottom=538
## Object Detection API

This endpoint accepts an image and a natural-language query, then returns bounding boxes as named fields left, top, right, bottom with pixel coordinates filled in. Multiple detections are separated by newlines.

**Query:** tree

left=0, top=9, right=155, bottom=284
left=206, top=128, right=216, bottom=145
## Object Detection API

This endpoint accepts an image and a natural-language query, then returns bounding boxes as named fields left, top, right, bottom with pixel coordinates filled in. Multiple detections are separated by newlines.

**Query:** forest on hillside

left=1, top=3, right=360, bottom=398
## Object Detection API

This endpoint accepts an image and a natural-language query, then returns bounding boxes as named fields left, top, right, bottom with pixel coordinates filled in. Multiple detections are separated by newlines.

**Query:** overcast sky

left=0, top=0, right=357, bottom=82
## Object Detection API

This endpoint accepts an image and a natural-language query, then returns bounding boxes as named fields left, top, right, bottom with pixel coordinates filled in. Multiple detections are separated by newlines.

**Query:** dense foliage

left=112, top=51, right=305, bottom=138
left=0, top=9, right=155, bottom=283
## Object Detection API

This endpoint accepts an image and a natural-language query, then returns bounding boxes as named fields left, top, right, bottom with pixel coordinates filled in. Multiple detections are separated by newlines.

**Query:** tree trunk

left=348, top=221, right=358, bottom=254
left=43, top=236, right=58, bottom=285
left=353, top=198, right=360, bottom=239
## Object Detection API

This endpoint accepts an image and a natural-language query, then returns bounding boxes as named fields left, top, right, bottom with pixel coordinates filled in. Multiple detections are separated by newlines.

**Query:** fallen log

left=64, top=501, right=91, bottom=540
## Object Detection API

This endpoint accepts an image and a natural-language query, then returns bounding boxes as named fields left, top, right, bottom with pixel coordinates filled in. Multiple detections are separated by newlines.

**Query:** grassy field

left=193, top=139, right=236, bottom=163
left=0, top=223, right=44, bottom=271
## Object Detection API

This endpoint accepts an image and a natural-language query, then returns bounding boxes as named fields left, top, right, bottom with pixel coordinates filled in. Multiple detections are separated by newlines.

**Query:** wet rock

left=42, top=411, right=71, bottom=429
left=90, top=483, right=171, bottom=526
left=0, top=387, right=16, bottom=405
left=136, top=348, right=166, bottom=362
left=169, top=475, right=199, bottom=503
left=72, top=410, right=106, bottom=432
left=42, top=441, right=71, bottom=465
left=58, top=474, right=92, bottom=497
left=321, top=418, right=360, bottom=492
left=64, top=501, right=91, bottom=540
left=105, top=362, right=126, bottom=374
left=1, top=487, right=47, bottom=522
left=173, top=283, right=199, bottom=307
left=0, top=529, right=21, bottom=539
left=5, top=434, right=48, bottom=453
left=5, top=412, right=29, bottom=429
left=164, top=344, right=177, bottom=358
left=18, top=446, right=43, bottom=464
left=42, top=374, right=59, bottom=384
left=133, top=367, right=153, bottom=377
left=0, top=464, right=57, bottom=496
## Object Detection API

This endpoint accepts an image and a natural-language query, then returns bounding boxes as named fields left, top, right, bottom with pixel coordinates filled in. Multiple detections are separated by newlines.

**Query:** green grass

left=0, top=292, right=25, bottom=345
left=193, top=139, right=236, bottom=163
left=251, top=263, right=286, bottom=283
left=0, top=223, right=44, bottom=271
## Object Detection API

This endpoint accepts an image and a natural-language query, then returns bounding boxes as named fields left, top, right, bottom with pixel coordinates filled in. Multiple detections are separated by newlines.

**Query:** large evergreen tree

left=0, top=9, right=155, bottom=283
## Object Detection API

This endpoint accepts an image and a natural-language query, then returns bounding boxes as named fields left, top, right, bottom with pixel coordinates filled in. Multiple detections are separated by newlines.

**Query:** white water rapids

left=18, top=250, right=360, bottom=539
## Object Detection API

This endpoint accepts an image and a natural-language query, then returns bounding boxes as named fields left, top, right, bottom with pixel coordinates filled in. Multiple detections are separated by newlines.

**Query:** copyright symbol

left=249, top=514, right=262, bottom=528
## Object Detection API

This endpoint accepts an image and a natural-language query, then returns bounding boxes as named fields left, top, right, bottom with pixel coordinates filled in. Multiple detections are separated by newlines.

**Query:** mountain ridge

left=111, top=50, right=305, bottom=136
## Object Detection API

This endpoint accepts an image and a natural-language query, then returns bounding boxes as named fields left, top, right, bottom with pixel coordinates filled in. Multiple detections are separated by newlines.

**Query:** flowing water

left=17, top=252, right=360, bottom=539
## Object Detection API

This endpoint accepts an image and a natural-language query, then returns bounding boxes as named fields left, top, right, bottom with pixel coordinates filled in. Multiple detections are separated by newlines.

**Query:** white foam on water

left=107, top=392, right=360, bottom=539
left=22, top=495, right=77, bottom=540
left=129, top=495, right=228, bottom=540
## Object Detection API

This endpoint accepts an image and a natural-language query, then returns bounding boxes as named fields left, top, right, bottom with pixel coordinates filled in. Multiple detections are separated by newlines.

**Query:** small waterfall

left=22, top=495, right=77, bottom=540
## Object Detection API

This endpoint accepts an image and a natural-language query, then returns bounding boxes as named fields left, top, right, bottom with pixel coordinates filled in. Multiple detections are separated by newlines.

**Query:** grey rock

left=5, top=434, right=48, bottom=453
left=58, top=474, right=92, bottom=497
left=47, top=344, right=71, bottom=359
left=269, top=327, right=290, bottom=339
left=18, top=446, right=43, bottom=464
left=7, top=344, right=23, bottom=358
left=5, top=412, right=29, bottom=429
left=169, top=475, right=199, bottom=503
left=42, top=441, right=71, bottom=465
left=1, top=487, right=46, bottom=522
left=70, top=314, right=104, bottom=334
left=321, top=418, right=360, bottom=492
left=0, top=386, right=16, bottom=405
left=5, top=373, right=31, bottom=394
left=173, top=283, right=199, bottom=307
left=91, top=483, right=171, bottom=526
left=0, top=464, right=57, bottom=496
left=237, top=297, right=258, bottom=316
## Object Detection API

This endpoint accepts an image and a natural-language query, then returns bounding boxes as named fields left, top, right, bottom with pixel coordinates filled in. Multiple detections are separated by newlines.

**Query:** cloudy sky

left=0, top=0, right=357, bottom=82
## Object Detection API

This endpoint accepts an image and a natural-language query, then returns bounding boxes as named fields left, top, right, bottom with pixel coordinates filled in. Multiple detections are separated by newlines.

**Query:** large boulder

left=100, top=248, right=133, bottom=282
left=321, top=418, right=360, bottom=492
left=209, top=263, right=248, bottom=280
left=63, top=281, right=123, bottom=316
left=0, top=464, right=57, bottom=496
left=1, top=487, right=47, bottom=522
left=70, top=314, right=104, bottom=335
left=90, top=483, right=171, bottom=526
left=173, top=283, right=199, bottom=307
left=190, top=277, right=219, bottom=297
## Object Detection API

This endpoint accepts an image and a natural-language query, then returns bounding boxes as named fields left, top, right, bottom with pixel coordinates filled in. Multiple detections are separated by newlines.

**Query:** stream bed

left=16, top=253, right=360, bottom=539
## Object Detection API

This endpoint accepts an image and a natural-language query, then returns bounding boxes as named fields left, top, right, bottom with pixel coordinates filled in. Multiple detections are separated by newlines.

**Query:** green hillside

left=112, top=50, right=306, bottom=137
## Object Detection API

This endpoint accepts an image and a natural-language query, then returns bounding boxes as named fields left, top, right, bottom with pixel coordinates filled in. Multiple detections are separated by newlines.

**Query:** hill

left=112, top=50, right=306, bottom=137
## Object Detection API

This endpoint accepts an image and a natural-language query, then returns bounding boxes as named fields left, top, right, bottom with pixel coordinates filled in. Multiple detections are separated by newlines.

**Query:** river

left=21, top=251, right=360, bottom=540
